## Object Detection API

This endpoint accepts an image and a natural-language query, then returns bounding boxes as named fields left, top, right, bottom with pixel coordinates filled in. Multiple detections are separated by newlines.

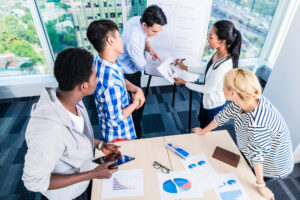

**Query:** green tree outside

left=0, top=13, right=46, bottom=66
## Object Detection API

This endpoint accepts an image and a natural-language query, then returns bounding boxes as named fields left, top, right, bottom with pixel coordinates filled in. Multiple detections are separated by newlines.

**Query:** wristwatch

left=97, top=141, right=103, bottom=150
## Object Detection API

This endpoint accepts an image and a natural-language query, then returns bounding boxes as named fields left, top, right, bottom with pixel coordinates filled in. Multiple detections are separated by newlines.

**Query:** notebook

left=212, top=146, right=240, bottom=167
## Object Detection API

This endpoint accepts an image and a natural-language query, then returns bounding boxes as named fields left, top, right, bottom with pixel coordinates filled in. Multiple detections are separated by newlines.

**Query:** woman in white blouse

left=174, top=20, right=242, bottom=128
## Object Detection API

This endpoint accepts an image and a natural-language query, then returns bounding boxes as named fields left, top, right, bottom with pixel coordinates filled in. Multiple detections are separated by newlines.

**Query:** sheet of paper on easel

left=145, top=0, right=213, bottom=77
left=157, top=57, right=199, bottom=84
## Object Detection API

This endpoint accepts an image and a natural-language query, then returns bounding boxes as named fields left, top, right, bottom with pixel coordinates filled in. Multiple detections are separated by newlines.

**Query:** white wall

left=263, top=4, right=300, bottom=162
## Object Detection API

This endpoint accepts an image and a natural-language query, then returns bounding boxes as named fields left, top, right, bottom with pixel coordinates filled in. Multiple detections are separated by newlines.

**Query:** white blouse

left=185, top=57, right=233, bottom=109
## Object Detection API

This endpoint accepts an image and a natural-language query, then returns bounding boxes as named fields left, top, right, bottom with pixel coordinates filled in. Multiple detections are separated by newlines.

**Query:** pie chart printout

left=163, top=178, right=192, bottom=193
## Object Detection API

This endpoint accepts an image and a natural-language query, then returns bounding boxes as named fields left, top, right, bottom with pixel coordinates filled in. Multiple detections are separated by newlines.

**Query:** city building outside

left=0, top=0, right=279, bottom=77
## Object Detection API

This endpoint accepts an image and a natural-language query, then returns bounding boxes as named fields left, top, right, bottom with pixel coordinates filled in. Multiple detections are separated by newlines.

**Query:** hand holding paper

left=157, top=57, right=199, bottom=84
left=174, top=78, right=186, bottom=85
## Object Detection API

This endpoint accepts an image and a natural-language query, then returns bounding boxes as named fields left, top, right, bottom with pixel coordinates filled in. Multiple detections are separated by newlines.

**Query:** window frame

left=0, top=0, right=57, bottom=99
left=259, top=0, right=300, bottom=65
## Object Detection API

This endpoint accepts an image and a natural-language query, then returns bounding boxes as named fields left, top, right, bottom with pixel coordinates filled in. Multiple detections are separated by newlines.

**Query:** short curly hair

left=54, top=48, right=94, bottom=91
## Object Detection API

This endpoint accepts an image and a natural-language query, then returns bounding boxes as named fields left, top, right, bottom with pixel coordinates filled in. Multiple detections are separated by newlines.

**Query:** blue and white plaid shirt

left=94, top=55, right=136, bottom=142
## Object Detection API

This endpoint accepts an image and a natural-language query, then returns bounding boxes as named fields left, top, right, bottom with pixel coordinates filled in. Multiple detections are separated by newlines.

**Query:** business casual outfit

left=22, top=88, right=95, bottom=200
left=185, top=54, right=233, bottom=128
left=94, top=55, right=136, bottom=142
left=215, top=95, right=294, bottom=178
left=117, top=16, right=147, bottom=138
left=117, top=16, right=147, bottom=74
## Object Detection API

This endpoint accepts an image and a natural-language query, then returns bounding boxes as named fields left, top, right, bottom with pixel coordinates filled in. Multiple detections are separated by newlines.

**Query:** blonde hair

left=224, top=68, right=262, bottom=102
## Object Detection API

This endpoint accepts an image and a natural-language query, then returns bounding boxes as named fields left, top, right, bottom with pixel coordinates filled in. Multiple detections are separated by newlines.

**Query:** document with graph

left=157, top=57, right=199, bottom=84
left=181, top=154, right=220, bottom=191
left=157, top=171, right=203, bottom=200
left=216, top=172, right=249, bottom=200
left=101, top=169, right=144, bottom=199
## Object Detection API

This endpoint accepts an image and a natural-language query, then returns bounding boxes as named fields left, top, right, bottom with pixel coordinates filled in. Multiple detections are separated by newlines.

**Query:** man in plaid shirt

left=87, top=19, right=145, bottom=142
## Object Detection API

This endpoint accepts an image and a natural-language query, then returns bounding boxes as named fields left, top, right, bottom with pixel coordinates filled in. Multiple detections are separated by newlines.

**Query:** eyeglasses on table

left=153, top=161, right=170, bottom=174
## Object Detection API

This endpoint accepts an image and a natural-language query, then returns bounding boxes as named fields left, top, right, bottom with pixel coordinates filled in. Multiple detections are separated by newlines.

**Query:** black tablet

left=93, top=153, right=135, bottom=169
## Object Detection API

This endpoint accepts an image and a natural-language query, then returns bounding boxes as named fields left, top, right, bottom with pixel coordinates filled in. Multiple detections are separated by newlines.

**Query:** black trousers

left=124, top=71, right=143, bottom=139
left=198, top=95, right=225, bottom=128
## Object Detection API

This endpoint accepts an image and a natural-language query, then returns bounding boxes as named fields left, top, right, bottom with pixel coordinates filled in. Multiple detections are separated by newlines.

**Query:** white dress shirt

left=117, top=16, right=147, bottom=74
left=186, top=57, right=233, bottom=109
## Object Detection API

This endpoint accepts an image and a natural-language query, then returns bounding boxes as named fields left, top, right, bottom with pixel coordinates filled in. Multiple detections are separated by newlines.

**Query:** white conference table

left=91, top=130, right=266, bottom=200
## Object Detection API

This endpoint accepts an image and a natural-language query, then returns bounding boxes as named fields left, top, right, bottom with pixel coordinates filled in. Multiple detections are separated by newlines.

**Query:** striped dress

left=214, top=95, right=294, bottom=178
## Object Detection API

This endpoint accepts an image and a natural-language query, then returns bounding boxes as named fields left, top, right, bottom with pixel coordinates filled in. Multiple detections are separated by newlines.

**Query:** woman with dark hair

left=173, top=20, right=242, bottom=128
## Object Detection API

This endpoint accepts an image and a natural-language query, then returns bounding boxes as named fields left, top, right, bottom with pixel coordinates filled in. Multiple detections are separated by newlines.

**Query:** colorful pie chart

left=163, top=178, right=192, bottom=193
left=227, top=179, right=237, bottom=185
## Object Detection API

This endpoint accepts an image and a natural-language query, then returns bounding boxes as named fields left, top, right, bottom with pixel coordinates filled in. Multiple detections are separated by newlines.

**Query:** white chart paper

left=181, top=154, right=220, bottom=191
left=101, top=169, right=144, bottom=199
left=157, top=57, right=199, bottom=84
left=146, top=0, right=213, bottom=76
left=157, top=171, right=203, bottom=200
left=216, top=173, right=249, bottom=200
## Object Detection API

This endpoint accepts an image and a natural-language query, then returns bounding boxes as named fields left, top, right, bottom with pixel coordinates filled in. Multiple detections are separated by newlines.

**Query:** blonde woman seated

left=193, top=68, right=294, bottom=200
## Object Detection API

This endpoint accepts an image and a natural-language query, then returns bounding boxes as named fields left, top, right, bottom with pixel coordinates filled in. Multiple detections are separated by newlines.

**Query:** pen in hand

left=170, top=58, right=186, bottom=65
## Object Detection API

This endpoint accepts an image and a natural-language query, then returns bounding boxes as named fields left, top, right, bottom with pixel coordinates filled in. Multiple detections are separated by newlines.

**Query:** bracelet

left=256, top=181, right=266, bottom=187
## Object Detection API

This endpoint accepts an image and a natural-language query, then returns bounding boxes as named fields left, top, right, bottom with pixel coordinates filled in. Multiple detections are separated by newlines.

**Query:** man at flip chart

left=117, top=5, right=167, bottom=138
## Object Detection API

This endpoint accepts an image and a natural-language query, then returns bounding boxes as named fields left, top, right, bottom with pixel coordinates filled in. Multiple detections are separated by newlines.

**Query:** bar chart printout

left=101, top=169, right=144, bottom=199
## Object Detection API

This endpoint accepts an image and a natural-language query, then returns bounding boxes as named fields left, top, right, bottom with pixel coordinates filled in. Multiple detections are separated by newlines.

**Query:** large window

left=0, top=0, right=298, bottom=98
left=38, top=0, right=279, bottom=60
left=37, top=0, right=146, bottom=55
left=37, top=0, right=77, bottom=55
left=0, top=0, right=50, bottom=77
left=203, top=0, right=279, bottom=61
left=126, top=0, right=146, bottom=18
